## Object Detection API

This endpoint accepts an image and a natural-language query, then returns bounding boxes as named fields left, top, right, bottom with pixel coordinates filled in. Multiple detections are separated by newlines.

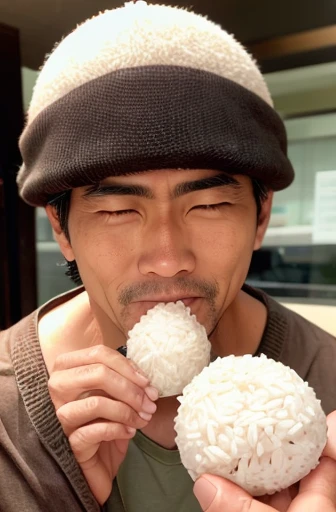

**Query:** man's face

left=56, top=169, right=271, bottom=336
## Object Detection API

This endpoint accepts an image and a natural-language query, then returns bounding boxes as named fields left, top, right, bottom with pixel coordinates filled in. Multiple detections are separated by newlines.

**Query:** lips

left=128, top=297, right=200, bottom=318
left=122, top=297, right=205, bottom=332
left=134, top=296, right=198, bottom=307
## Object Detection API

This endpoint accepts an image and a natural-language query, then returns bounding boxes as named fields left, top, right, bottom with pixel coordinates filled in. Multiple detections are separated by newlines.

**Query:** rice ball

left=126, top=301, right=211, bottom=397
left=174, top=354, right=327, bottom=496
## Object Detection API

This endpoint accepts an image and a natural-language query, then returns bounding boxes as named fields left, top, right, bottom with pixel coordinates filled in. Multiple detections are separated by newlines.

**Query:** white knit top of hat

left=28, top=1, right=273, bottom=125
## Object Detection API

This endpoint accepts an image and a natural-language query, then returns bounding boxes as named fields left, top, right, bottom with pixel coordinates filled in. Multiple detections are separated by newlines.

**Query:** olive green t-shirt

left=107, top=431, right=202, bottom=512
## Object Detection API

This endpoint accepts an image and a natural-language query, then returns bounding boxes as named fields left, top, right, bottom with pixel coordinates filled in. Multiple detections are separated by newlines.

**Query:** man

left=1, top=2, right=335, bottom=511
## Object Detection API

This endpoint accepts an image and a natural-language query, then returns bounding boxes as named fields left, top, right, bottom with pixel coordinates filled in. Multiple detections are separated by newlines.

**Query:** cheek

left=196, top=221, right=256, bottom=310
left=68, top=217, right=139, bottom=280
left=68, top=219, right=142, bottom=321
left=195, top=220, right=256, bottom=272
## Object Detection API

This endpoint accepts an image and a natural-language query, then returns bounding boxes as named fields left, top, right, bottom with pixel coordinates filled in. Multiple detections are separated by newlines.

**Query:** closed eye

left=99, top=209, right=137, bottom=216
left=192, top=202, right=231, bottom=211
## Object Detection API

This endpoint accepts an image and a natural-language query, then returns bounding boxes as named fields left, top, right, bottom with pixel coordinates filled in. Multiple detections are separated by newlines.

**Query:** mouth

left=127, top=296, right=201, bottom=318
left=121, top=296, right=208, bottom=331
left=133, top=296, right=200, bottom=307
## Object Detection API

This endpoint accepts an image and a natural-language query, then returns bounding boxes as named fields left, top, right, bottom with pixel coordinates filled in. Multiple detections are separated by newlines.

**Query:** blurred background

left=1, top=0, right=336, bottom=333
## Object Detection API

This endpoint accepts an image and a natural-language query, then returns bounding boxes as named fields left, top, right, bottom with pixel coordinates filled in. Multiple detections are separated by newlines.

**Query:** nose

left=138, top=215, right=196, bottom=278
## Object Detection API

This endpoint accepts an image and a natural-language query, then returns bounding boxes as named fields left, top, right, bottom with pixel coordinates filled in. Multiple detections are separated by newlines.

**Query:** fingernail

left=126, top=426, right=136, bottom=435
left=145, top=386, right=159, bottom=401
left=193, top=477, right=217, bottom=511
left=139, top=411, right=152, bottom=421
left=142, top=395, right=157, bottom=414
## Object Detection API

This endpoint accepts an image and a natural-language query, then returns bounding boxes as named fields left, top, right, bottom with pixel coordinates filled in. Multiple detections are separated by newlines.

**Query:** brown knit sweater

left=0, top=286, right=335, bottom=511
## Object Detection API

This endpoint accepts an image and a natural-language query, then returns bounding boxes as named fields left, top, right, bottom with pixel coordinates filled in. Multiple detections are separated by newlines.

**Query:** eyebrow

left=83, top=173, right=241, bottom=200
left=84, top=183, right=154, bottom=199
left=174, top=174, right=241, bottom=198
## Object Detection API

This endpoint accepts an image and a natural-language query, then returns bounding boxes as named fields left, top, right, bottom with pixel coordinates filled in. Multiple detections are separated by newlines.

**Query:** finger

left=193, top=475, right=278, bottom=511
left=68, top=421, right=136, bottom=464
left=52, top=345, right=149, bottom=387
left=77, top=437, right=129, bottom=506
left=49, top=363, right=158, bottom=414
left=259, top=488, right=292, bottom=512
left=323, top=411, right=336, bottom=460
left=56, top=395, right=151, bottom=436
left=288, top=457, right=336, bottom=512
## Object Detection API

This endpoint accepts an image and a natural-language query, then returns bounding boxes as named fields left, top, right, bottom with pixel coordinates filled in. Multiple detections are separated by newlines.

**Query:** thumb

left=193, top=474, right=276, bottom=512
left=323, top=411, right=336, bottom=460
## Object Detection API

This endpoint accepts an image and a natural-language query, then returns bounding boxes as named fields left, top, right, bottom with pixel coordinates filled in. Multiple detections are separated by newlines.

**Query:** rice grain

left=175, top=354, right=327, bottom=496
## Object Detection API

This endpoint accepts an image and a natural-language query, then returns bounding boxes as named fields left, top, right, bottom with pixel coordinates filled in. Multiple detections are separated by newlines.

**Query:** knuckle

left=104, top=368, right=124, bottom=393
left=93, top=363, right=108, bottom=382
left=55, top=406, right=66, bottom=422
left=109, top=350, right=121, bottom=365
left=133, top=387, right=145, bottom=409
left=55, top=403, right=78, bottom=429
left=69, top=428, right=87, bottom=453
left=87, top=345, right=107, bottom=361
left=56, top=407, right=71, bottom=427
left=85, top=395, right=101, bottom=412
left=74, top=362, right=107, bottom=382
left=47, top=375, right=59, bottom=396
left=119, top=404, right=135, bottom=425
left=101, top=422, right=113, bottom=439
left=113, top=375, right=144, bottom=410
left=53, top=353, right=69, bottom=370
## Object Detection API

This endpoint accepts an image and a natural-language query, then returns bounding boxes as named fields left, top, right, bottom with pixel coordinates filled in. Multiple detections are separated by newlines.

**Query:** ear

left=253, top=191, right=274, bottom=251
left=45, top=205, right=75, bottom=261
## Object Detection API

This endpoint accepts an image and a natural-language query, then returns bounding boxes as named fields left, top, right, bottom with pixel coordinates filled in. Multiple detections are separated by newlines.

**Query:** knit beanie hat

left=17, top=1, right=294, bottom=206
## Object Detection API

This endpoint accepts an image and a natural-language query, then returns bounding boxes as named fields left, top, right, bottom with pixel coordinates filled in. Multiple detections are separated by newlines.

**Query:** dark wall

left=0, top=23, right=37, bottom=329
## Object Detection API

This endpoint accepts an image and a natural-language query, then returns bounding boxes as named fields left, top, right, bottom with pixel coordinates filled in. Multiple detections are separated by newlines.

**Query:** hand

left=48, top=345, right=158, bottom=505
left=194, top=411, right=336, bottom=512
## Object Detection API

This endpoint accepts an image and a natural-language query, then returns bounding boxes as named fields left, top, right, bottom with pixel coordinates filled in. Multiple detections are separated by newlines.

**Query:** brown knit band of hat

left=18, top=65, right=294, bottom=207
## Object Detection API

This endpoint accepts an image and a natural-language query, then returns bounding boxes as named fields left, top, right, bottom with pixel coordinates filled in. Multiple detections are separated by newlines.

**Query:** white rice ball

left=174, top=354, right=327, bottom=496
left=126, top=301, right=211, bottom=397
